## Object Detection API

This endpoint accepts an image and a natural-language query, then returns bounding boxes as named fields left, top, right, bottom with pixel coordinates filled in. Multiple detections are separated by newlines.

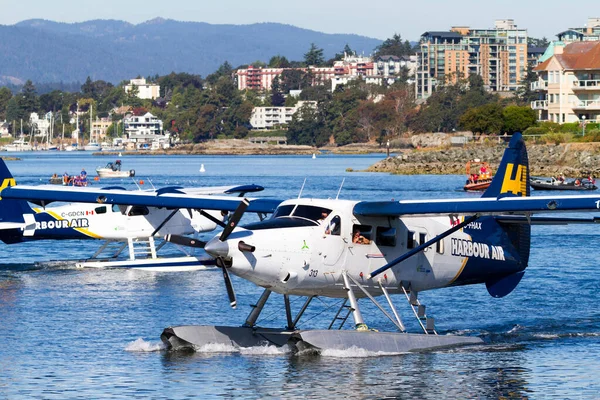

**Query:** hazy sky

left=1, top=0, right=598, bottom=41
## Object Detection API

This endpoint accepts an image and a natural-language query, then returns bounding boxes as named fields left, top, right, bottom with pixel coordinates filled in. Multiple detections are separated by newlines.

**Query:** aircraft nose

left=204, top=237, right=230, bottom=258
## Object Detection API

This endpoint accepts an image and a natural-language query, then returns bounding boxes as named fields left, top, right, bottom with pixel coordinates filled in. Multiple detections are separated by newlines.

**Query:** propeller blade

left=216, top=256, right=237, bottom=308
left=238, top=241, right=255, bottom=253
left=164, top=234, right=206, bottom=248
left=219, top=198, right=249, bottom=241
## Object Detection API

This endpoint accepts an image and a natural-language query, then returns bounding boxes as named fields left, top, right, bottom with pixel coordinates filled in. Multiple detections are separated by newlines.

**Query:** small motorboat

left=49, top=174, right=63, bottom=185
left=463, top=159, right=494, bottom=191
left=96, top=160, right=135, bottom=178
left=530, top=176, right=597, bottom=191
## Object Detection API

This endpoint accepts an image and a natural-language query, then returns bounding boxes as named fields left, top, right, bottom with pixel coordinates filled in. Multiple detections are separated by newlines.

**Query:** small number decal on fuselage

left=308, top=269, right=319, bottom=277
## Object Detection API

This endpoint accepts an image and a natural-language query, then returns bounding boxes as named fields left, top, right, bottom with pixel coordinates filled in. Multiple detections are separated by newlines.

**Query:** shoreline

left=366, top=142, right=600, bottom=177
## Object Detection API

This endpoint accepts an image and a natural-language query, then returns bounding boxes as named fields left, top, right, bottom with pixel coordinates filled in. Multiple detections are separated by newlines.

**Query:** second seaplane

left=0, top=164, right=265, bottom=271
left=1, top=133, right=600, bottom=352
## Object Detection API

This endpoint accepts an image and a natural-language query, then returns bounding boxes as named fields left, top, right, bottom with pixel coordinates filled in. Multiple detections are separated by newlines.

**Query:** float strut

left=244, top=288, right=272, bottom=328
left=342, top=271, right=366, bottom=330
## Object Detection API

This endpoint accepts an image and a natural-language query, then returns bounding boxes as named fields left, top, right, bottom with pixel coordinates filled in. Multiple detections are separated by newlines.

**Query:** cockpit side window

left=293, top=206, right=332, bottom=222
left=128, top=206, right=149, bottom=216
left=326, top=215, right=341, bottom=236
left=272, top=205, right=295, bottom=218
left=95, top=206, right=107, bottom=214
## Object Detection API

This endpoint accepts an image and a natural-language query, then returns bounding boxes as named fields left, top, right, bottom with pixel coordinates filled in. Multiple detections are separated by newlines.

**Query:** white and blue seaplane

left=1, top=133, right=600, bottom=352
left=0, top=167, right=265, bottom=271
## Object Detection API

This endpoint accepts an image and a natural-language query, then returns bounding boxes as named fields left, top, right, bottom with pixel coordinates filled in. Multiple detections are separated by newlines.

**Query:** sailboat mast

left=76, top=103, right=79, bottom=148
left=90, top=103, right=93, bottom=144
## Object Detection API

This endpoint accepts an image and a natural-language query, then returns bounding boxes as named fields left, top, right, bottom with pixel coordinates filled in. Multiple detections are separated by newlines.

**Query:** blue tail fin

left=0, top=159, right=33, bottom=243
left=482, top=132, right=530, bottom=199
left=483, top=133, right=531, bottom=296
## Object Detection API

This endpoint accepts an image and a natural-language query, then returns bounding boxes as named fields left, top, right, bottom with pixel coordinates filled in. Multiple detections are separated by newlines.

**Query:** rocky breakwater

left=367, top=142, right=600, bottom=177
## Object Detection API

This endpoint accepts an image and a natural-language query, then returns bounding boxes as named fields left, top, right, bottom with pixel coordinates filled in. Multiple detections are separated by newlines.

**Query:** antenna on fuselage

left=297, top=178, right=307, bottom=199
left=335, top=178, right=345, bottom=200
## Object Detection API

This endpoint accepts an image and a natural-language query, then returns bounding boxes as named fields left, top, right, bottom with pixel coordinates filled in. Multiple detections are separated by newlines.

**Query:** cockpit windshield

left=272, top=205, right=332, bottom=222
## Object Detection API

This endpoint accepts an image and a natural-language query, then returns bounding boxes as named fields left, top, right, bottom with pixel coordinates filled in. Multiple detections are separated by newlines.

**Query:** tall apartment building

left=531, top=41, right=600, bottom=124
left=416, top=19, right=528, bottom=99
left=556, top=18, right=600, bottom=43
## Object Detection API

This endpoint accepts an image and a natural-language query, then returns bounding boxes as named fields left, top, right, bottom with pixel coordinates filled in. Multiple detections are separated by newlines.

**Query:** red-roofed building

left=532, top=41, right=600, bottom=124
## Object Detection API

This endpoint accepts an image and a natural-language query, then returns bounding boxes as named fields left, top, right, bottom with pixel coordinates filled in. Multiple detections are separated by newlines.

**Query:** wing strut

left=368, top=214, right=479, bottom=279
left=199, top=209, right=227, bottom=228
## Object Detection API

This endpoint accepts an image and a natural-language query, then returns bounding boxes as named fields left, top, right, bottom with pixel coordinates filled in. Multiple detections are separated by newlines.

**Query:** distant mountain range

left=0, top=18, right=383, bottom=85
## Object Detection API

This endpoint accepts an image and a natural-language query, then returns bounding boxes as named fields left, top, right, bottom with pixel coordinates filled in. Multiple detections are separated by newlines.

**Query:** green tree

left=528, top=37, right=549, bottom=47
left=287, top=104, right=328, bottom=146
left=206, top=61, right=233, bottom=86
left=268, top=55, right=291, bottom=68
left=502, top=105, right=537, bottom=133
left=20, top=80, right=39, bottom=115
left=0, top=87, right=13, bottom=120
left=304, top=43, right=325, bottom=66
left=270, top=76, right=285, bottom=106
left=6, top=96, right=24, bottom=124
left=459, top=103, right=504, bottom=134
left=373, top=34, right=414, bottom=57
left=299, top=85, right=332, bottom=103
left=280, top=69, right=311, bottom=92
left=515, top=63, right=540, bottom=105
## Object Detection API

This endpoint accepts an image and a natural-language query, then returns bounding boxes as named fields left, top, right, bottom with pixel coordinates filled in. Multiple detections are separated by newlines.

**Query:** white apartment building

left=29, top=112, right=51, bottom=138
left=124, top=78, right=161, bottom=100
left=250, top=101, right=316, bottom=129
left=123, top=112, right=166, bottom=147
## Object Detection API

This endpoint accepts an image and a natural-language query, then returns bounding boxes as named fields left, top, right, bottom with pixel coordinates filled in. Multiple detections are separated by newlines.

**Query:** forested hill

left=0, top=18, right=382, bottom=84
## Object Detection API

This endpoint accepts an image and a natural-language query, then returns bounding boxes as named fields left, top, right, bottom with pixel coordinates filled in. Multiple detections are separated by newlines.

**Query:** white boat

left=65, top=143, right=79, bottom=151
left=96, top=160, right=135, bottom=178
left=84, top=142, right=102, bottom=151
left=4, top=138, right=33, bottom=152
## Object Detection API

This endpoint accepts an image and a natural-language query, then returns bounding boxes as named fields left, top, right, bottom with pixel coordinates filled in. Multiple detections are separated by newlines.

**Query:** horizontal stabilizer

left=0, top=222, right=27, bottom=230
left=496, top=216, right=600, bottom=225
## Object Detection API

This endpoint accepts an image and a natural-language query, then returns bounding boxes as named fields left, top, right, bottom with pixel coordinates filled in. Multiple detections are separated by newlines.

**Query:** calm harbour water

left=1, top=151, right=599, bottom=399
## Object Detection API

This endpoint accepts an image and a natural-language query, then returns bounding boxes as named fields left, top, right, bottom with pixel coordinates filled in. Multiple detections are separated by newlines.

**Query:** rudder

left=0, top=158, right=33, bottom=243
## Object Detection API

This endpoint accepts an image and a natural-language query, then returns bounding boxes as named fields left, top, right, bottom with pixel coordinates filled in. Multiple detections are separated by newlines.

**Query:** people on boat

left=479, top=165, right=490, bottom=180
left=575, top=179, right=581, bottom=186
left=62, top=172, right=70, bottom=185
left=558, top=175, right=565, bottom=183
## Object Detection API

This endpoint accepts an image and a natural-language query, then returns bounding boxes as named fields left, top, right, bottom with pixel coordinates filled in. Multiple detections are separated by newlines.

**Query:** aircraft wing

left=353, top=194, right=600, bottom=217
left=0, top=185, right=282, bottom=213
left=181, top=184, right=265, bottom=196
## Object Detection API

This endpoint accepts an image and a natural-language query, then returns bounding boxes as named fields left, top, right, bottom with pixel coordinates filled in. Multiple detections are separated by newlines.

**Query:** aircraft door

left=321, top=215, right=345, bottom=266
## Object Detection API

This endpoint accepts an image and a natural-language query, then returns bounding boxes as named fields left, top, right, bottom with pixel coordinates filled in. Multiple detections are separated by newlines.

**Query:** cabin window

left=95, top=206, right=107, bottom=214
left=436, top=239, right=444, bottom=254
left=376, top=227, right=396, bottom=247
left=407, top=231, right=416, bottom=248
left=352, top=224, right=372, bottom=245
left=128, top=206, right=149, bottom=216
left=419, top=233, right=427, bottom=247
